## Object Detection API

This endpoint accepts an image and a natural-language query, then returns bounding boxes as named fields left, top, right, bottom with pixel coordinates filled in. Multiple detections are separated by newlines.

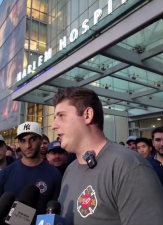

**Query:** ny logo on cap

left=23, top=124, right=30, bottom=131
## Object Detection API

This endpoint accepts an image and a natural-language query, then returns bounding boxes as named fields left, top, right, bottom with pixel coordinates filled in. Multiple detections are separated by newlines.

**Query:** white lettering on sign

left=59, top=36, right=67, bottom=51
left=38, top=55, right=43, bottom=67
left=27, top=64, right=32, bottom=74
left=32, top=61, right=37, bottom=70
left=94, top=9, right=103, bottom=25
left=82, top=19, right=89, bottom=34
left=44, top=48, right=52, bottom=62
left=70, top=29, right=79, bottom=43
left=108, top=0, right=113, bottom=14
left=59, top=0, right=128, bottom=51
left=22, top=69, right=27, bottom=79
left=17, top=0, right=128, bottom=83
left=16, top=48, right=52, bottom=82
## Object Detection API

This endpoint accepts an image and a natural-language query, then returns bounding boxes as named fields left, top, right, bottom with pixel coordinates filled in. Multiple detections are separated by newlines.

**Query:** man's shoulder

left=0, top=159, right=21, bottom=175
left=66, top=158, right=78, bottom=170
left=42, top=161, right=62, bottom=177
left=146, top=155, right=154, bottom=161
left=6, top=156, right=15, bottom=165
left=102, top=141, right=151, bottom=169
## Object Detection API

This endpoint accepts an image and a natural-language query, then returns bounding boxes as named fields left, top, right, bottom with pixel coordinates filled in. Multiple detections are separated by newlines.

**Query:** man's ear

left=83, top=107, right=94, bottom=125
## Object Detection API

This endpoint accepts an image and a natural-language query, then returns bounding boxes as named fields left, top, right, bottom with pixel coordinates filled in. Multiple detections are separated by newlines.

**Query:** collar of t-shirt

left=77, top=140, right=111, bottom=170
left=153, top=154, right=163, bottom=166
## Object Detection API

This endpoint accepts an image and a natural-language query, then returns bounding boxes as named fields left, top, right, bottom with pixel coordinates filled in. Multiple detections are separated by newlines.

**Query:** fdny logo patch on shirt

left=77, top=185, right=97, bottom=218
left=36, top=181, right=47, bottom=194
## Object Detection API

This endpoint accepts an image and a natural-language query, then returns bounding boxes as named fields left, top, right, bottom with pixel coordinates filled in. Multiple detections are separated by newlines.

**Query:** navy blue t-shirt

left=0, top=159, right=62, bottom=214
left=146, top=154, right=163, bottom=186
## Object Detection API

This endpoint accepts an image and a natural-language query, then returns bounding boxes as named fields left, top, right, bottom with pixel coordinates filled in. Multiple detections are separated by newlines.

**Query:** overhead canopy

left=11, top=0, right=163, bottom=118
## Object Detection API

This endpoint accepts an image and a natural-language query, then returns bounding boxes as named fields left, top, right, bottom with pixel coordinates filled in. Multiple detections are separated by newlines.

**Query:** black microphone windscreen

left=46, top=201, right=61, bottom=215
left=18, top=185, right=40, bottom=208
left=0, top=192, right=15, bottom=218
left=47, top=200, right=61, bottom=210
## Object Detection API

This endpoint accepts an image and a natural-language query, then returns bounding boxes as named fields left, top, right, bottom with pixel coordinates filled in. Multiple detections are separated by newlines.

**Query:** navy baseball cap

left=47, top=140, right=66, bottom=153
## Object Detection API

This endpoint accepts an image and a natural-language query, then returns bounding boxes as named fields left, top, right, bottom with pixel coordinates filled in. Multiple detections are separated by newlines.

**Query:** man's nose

left=26, top=142, right=32, bottom=149
left=51, top=119, right=58, bottom=130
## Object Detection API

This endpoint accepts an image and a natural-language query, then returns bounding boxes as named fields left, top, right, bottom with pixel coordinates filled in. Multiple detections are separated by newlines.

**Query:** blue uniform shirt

left=146, top=154, right=163, bottom=186
left=0, top=159, right=62, bottom=214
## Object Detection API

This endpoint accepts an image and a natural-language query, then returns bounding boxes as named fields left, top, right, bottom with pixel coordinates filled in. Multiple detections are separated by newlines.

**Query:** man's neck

left=41, top=154, right=47, bottom=160
left=0, top=158, right=7, bottom=169
left=76, top=133, right=107, bottom=165
left=21, top=156, right=43, bottom=167
left=156, top=153, right=163, bottom=164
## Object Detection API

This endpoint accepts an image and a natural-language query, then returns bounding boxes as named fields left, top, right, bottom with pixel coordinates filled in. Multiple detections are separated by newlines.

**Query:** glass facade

left=43, top=106, right=58, bottom=142
left=1, top=0, right=162, bottom=144
left=0, top=0, right=27, bottom=131
left=129, top=117, right=163, bottom=138
left=25, top=0, right=48, bottom=71
left=27, top=103, right=43, bottom=127
left=0, top=128, right=18, bottom=146
left=47, top=0, right=123, bottom=55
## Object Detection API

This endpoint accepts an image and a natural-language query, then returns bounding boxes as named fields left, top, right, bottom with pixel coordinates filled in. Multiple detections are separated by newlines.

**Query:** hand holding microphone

left=36, top=200, right=66, bottom=225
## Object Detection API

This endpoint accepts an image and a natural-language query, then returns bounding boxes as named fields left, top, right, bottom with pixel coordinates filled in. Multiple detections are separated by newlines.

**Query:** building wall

left=47, top=0, right=122, bottom=54
left=0, top=0, right=27, bottom=131
left=104, top=115, right=128, bottom=144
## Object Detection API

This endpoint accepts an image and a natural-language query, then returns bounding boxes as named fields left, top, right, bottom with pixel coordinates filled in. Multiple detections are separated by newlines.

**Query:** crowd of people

left=0, top=86, right=163, bottom=225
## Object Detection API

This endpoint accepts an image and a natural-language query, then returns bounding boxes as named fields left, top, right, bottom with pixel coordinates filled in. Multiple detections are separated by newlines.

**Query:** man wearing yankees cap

left=0, top=121, right=62, bottom=217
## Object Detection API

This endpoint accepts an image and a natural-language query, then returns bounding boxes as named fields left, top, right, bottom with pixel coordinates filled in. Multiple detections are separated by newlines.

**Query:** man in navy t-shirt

left=0, top=121, right=62, bottom=217
left=147, top=126, right=163, bottom=186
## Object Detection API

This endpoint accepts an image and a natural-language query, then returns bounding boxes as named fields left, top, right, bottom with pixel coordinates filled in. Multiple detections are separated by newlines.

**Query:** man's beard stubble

left=22, top=146, right=40, bottom=159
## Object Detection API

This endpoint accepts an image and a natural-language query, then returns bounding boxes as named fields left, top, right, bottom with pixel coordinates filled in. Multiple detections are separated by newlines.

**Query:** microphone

left=46, top=200, right=61, bottom=215
left=35, top=200, right=66, bottom=225
left=82, top=150, right=97, bottom=169
left=0, top=192, right=15, bottom=224
left=5, top=185, right=40, bottom=225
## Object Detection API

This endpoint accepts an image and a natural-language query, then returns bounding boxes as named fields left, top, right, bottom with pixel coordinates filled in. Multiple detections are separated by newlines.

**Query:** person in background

left=40, top=134, right=49, bottom=160
left=16, top=147, right=23, bottom=159
left=0, top=121, right=62, bottom=225
left=47, top=140, right=68, bottom=176
left=10, top=144, right=17, bottom=158
left=136, top=137, right=152, bottom=158
left=148, top=138, right=156, bottom=155
left=119, top=141, right=125, bottom=146
left=126, top=136, right=137, bottom=151
left=147, top=127, right=163, bottom=186
left=0, top=135, right=14, bottom=170
left=6, top=146, right=14, bottom=157
left=66, top=153, right=77, bottom=166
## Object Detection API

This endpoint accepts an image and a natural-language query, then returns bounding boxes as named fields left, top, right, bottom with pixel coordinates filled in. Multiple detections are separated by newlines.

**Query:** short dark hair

left=119, top=142, right=125, bottom=146
left=152, top=126, right=163, bottom=139
left=136, top=137, right=151, bottom=147
left=53, top=87, right=104, bottom=130
left=16, top=147, right=21, bottom=153
left=42, top=134, right=50, bottom=143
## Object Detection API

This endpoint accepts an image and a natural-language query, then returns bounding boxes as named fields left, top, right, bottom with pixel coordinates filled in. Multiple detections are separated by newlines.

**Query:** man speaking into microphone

left=52, top=87, right=163, bottom=225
